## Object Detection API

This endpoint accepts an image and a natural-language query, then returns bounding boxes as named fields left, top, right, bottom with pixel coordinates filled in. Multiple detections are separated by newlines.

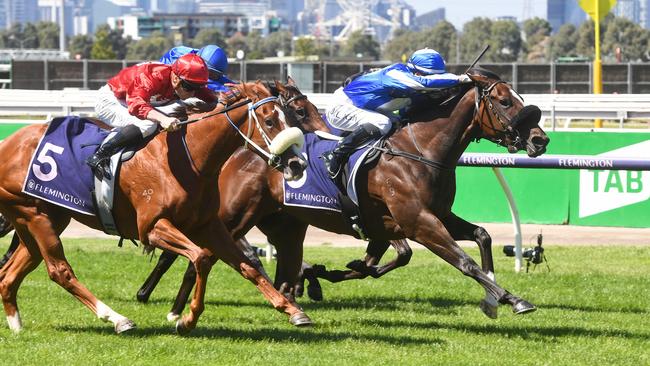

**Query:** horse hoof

left=512, top=299, right=537, bottom=315
left=289, top=312, right=313, bottom=327
left=175, top=318, right=193, bottom=336
left=346, top=259, right=366, bottom=272
left=307, top=284, right=323, bottom=302
left=167, top=312, right=180, bottom=322
left=115, top=318, right=137, bottom=334
left=136, top=291, right=150, bottom=303
left=479, top=299, right=498, bottom=319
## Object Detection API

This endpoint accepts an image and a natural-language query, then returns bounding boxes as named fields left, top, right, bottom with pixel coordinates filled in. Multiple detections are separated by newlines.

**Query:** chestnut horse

left=138, top=69, right=550, bottom=319
left=0, top=81, right=310, bottom=334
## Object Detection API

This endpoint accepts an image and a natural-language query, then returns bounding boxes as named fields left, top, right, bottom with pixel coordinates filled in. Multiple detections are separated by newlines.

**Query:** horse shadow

left=54, top=324, right=446, bottom=345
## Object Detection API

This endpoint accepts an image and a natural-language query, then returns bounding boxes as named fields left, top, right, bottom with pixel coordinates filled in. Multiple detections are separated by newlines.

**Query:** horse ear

left=286, top=76, right=296, bottom=86
left=274, top=80, right=285, bottom=93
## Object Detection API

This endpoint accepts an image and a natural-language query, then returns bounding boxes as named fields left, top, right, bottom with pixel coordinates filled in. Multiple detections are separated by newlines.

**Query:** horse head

left=265, top=77, right=329, bottom=133
left=467, top=68, right=549, bottom=157
left=228, top=81, right=307, bottom=180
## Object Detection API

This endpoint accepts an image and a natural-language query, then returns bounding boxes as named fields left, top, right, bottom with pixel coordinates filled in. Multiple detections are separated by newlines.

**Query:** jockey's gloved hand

left=458, top=74, right=472, bottom=83
left=161, top=116, right=181, bottom=132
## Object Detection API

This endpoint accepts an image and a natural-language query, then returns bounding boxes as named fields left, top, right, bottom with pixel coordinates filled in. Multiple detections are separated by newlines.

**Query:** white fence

left=0, top=89, right=649, bottom=130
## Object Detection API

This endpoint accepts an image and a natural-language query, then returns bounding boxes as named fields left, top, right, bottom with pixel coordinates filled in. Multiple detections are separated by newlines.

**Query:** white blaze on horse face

left=7, top=312, right=22, bottom=332
left=509, top=87, right=524, bottom=106
left=96, top=300, right=128, bottom=325
left=274, top=105, right=288, bottom=128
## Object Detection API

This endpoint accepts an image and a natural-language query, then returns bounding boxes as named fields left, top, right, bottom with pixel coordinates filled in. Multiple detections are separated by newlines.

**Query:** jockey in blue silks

left=160, top=45, right=234, bottom=92
left=321, top=48, right=473, bottom=179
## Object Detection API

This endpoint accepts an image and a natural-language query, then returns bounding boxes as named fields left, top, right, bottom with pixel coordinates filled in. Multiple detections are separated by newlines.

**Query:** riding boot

left=86, top=124, right=143, bottom=179
left=321, top=123, right=382, bottom=179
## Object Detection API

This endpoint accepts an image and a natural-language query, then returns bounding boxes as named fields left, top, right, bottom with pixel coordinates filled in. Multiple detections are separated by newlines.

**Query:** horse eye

left=296, top=108, right=306, bottom=117
left=264, top=118, right=274, bottom=128
left=499, top=99, right=512, bottom=108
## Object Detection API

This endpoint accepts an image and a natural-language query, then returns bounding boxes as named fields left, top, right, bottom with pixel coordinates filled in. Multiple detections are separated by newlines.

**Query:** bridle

left=278, top=91, right=308, bottom=125
left=223, top=95, right=291, bottom=168
left=473, top=79, right=527, bottom=151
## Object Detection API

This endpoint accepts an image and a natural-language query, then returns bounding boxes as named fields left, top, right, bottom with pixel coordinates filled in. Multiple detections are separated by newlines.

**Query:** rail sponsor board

left=454, top=131, right=650, bottom=227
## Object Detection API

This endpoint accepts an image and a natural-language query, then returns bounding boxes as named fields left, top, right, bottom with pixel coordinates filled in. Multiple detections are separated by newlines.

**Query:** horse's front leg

left=147, top=218, right=216, bottom=335
left=441, top=213, right=497, bottom=318
left=396, top=208, right=535, bottom=316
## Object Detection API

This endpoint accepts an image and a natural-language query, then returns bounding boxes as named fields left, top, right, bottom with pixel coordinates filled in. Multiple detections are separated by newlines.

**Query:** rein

left=177, top=98, right=252, bottom=126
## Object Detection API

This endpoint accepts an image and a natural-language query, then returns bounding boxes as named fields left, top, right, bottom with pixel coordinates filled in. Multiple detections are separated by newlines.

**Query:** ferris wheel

left=321, top=0, right=394, bottom=41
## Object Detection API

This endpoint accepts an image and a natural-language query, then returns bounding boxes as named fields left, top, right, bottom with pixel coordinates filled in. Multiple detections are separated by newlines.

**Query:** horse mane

left=467, top=67, right=502, bottom=81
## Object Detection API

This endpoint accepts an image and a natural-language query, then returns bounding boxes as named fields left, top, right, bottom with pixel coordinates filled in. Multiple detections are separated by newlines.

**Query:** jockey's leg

left=85, top=124, right=143, bottom=178
left=322, top=89, right=391, bottom=179
left=88, top=84, right=155, bottom=178
left=321, top=123, right=383, bottom=179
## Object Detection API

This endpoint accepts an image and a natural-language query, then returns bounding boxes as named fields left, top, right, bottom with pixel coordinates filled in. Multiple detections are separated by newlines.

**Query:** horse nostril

left=531, top=135, right=549, bottom=147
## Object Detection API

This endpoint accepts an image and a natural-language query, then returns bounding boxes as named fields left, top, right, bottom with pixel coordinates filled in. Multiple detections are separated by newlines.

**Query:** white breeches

left=95, top=85, right=158, bottom=137
left=325, top=88, right=393, bottom=135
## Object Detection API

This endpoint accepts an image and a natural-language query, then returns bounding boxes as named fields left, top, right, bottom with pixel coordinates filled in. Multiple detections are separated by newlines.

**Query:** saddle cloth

left=22, top=116, right=108, bottom=215
left=283, top=132, right=377, bottom=211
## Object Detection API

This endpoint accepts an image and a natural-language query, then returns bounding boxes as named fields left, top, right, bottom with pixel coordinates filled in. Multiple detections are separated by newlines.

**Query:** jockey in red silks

left=87, top=53, right=215, bottom=177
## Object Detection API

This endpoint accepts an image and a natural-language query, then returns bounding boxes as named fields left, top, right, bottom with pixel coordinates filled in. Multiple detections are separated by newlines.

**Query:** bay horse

left=0, top=81, right=310, bottom=334
left=137, top=69, right=550, bottom=320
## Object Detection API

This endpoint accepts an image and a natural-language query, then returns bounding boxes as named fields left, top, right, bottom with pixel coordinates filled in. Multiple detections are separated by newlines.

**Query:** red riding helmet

left=171, top=53, right=209, bottom=85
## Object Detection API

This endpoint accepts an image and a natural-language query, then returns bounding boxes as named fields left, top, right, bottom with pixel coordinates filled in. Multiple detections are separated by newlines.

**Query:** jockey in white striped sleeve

left=321, top=48, right=472, bottom=180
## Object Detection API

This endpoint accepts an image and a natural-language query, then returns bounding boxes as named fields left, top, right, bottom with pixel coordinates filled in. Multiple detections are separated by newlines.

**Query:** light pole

left=59, top=0, right=65, bottom=52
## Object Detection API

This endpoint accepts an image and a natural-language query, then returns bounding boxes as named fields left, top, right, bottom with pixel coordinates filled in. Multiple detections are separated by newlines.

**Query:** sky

left=402, top=0, right=548, bottom=29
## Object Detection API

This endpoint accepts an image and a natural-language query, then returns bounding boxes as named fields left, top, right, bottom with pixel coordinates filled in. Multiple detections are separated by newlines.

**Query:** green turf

left=0, top=237, right=647, bottom=365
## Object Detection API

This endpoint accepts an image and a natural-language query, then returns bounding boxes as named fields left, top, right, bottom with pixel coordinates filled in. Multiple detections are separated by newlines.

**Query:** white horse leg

left=96, top=300, right=136, bottom=334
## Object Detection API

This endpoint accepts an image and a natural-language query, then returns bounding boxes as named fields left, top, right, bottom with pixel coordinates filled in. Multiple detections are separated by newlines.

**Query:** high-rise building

left=415, top=7, right=445, bottom=29
left=3, top=0, right=40, bottom=29
left=197, top=0, right=271, bottom=14
left=642, top=0, right=650, bottom=28
left=614, top=0, right=641, bottom=23
left=547, top=0, right=586, bottom=33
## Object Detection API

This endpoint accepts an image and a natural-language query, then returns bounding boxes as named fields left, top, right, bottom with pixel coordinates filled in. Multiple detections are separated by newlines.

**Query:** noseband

left=474, top=80, right=526, bottom=150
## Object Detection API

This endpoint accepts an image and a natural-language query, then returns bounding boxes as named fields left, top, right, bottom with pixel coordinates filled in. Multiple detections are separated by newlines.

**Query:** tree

left=341, top=30, right=380, bottom=60
left=262, top=30, right=292, bottom=57
left=382, top=30, right=419, bottom=62
left=189, top=28, right=227, bottom=50
left=245, top=31, right=264, bottom=60
left=460, top=17, right=493, bottom=62
left=293, top=37, right=318, bottom=59
left=549, top=23, right=578, bottom=60
left=576, top=20, right=595, bottom=57
left=91, top=27, right=116, bottom=59
left=421, top=21, right=458, bottom=63
left=36, top=21, right=60, bottom=49
left=68, top=34, right=94, bottom=59
left=489, top=20, right=521, bottom=62
left=126, top=32, right=173, bottom=60
left=522, top=17, right=551, bottom=62
left=226, top=32, right=249, bottom=59
left=602, top=17, right=650, bottom=61
left=21, top=23, right=40, bottom=49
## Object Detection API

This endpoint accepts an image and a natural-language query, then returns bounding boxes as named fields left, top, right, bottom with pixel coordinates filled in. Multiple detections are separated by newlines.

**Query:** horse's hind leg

left=0, top=236, right=42, bottom=332
left=403, top=210, right=535, bottom=316
left=347, top=239, right=413, bottom=278
left=441, top=213, right=497, bottom=318
left=136, top=250, right=179, bottom=303
left=13, top=217, right=135, bottom=333
left=0, top=232, right=20, bottom=268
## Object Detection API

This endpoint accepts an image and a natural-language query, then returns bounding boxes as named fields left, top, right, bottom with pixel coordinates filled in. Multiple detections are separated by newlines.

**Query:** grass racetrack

left=0, top=237, right=648, bottom=365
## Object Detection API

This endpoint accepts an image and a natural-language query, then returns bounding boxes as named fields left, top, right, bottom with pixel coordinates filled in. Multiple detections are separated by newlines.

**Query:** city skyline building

left=547, top=0, right=586, bottom=33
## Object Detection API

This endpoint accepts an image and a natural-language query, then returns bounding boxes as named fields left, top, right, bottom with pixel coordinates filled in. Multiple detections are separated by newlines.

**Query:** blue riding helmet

left=406, top=49, right=446, bottom=75
left=198, top=45, right=228, bottom=75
